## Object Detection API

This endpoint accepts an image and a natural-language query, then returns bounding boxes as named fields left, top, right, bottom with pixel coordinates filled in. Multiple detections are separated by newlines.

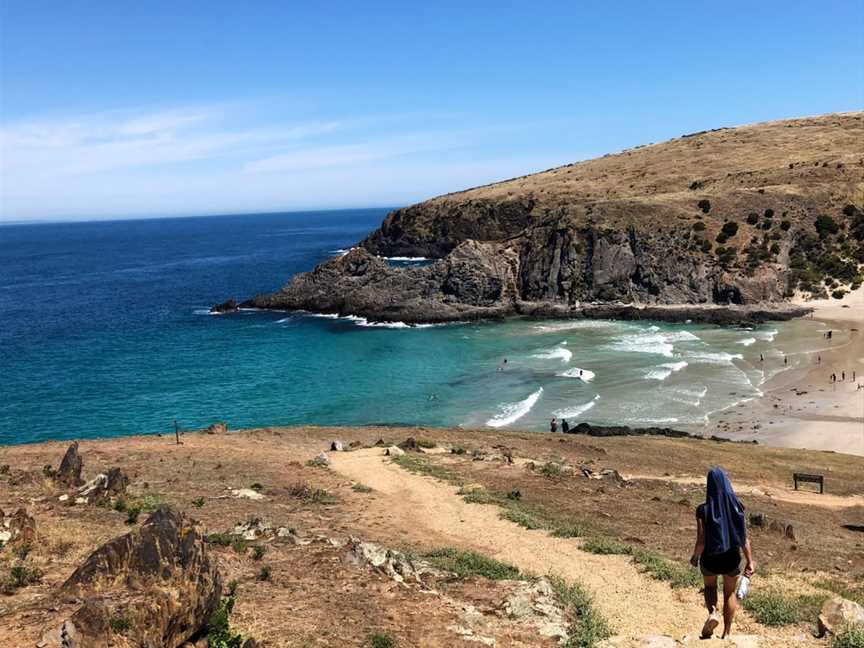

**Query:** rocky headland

left=221, top=112, right=863, bottom=325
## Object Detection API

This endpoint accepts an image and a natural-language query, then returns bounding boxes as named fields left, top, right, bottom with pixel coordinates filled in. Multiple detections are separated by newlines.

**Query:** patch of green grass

left=192, top=497, right=206, bottom=508
left=814, top=578, right=864, bottom=605
left=138, top=494, right=165, bottom=513
left=231, top=538, right=248, bottom=554
left=500, top=508, right=545, bottom=530
left=742, top=590, right=828, bottom=626
left=422, top=547, right=521, bottom=581
left=630, top=549, right=701, bottom=589
left=351, top=483, right=373, bottom=493
left=391, top=454, right=461, bottom=485
left=551, top=523, right=587, bottom=538
left=206, top=532, right=233, bottom=547
left=581, top=537, right=633, bottom=555
left=367, top=633, right=396, bottom=648
left=251, top=545, right=266, bottom=561
left=112, top=498, right=127, bottom=513
left=549, top=575, right=612, bottom=647
left=833, top=625, right=864, bottom=648
left=416, top=438, right=436, bottom=449
left=9, top=565, right=43, bottom=589
left=288, top=483, right=339, bottom=504
left=255, top=565, right=272, bottom=582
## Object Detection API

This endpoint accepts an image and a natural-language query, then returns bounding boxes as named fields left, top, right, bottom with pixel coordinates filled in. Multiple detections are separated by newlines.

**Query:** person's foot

left=701, top=612, right=720, bottom=638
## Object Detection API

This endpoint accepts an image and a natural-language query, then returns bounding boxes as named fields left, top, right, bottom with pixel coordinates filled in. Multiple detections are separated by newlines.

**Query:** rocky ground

left=1, top=425, right=863, bottom=647
left=223, top=112, right=864, bottom=323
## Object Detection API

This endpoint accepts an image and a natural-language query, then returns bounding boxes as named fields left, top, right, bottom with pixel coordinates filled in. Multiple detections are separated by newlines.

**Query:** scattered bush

left=251, top=545, right=266, bottom=561
left=747, top=213, right=759, bottom=225
left=770, top=243, right=781, bottom=255
left=764, top=208, right=774, bottom=219
left=206, top=532, right=233, bottom=547
left=697, top=199, right=711, bottom=213
left=288, top=483, right=338, bottom=504
left=42, top=465, right=56, bottom=478
left=109, top=617, right=132, bottom=634
left=832, top=290, right=849, bottom=300
left=501, top=509, right=545, bottom=530
left=207, top=594, right=246, bottom=648
left=780, top=219, right=792, bottom=231
left=582, top=537, right=632, bottom=555
left=351, top=483, right=373, bottom=493
left=367, top=633, right=396, bottom=648
left=192, top=497, right=205, bottom=508
left=416, top=439, right=436, bottom=449
left=125, top=505, right=142, bottom=525
left=250, top=483, right=263, bottom=492
left=720, top=221, right=739, bottom=238
left=551, top=524, right=586, bottom=538
left=692, top=221, right=706, bottom=231
left=256, top=565, right=272, bottom=581
left=816, top=215, right=840, bottom=238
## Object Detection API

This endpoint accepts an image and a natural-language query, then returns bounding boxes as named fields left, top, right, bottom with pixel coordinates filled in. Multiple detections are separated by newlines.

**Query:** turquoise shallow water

left=0, top=210, right=822, bottom=445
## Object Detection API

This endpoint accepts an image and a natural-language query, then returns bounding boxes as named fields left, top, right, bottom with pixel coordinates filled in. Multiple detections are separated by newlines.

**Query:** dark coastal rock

left=210, top=298, right=239, bottom=314
left=56, top=442, right=84, bottom=488
left=204, top=422, right=228, bottom=434
left=41, top=506, right=221, bottom=648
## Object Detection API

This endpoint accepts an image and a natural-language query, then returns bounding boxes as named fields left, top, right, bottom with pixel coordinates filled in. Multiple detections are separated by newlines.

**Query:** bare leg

left=721, top=574, right=739, bottom=638
left=703, top=575, right=718, bottom=612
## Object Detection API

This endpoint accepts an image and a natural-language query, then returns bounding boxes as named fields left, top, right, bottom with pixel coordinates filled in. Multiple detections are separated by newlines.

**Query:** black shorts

left=700, top=548, right=743, bottom=577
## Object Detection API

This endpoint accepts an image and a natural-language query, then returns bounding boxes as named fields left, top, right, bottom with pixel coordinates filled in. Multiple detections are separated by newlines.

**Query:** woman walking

left=690, top=467, right=755, bottom=639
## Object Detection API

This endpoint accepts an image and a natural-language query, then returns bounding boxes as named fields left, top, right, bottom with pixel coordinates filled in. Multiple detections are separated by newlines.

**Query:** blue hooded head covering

left=703, top=467, right=746, bottom=555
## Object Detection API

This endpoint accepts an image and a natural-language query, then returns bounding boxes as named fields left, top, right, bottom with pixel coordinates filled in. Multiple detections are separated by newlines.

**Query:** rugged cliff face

left=235, top=112, right=864, bottom=323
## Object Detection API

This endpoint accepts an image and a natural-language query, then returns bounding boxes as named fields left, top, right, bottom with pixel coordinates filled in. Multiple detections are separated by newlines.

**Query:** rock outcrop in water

left=232, top=113, right=863, bottom=323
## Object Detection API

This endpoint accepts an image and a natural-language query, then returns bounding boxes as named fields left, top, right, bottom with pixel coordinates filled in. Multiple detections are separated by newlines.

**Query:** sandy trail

left=331, top=449, right=772, bottom=644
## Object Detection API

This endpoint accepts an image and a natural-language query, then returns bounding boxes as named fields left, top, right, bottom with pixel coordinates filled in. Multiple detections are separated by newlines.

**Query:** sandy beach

left=708, top=286, right=864, bottom=456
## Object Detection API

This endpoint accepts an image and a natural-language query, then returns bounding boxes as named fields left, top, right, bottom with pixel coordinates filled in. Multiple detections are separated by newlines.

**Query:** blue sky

left=1, top=1, right=862, bottom=221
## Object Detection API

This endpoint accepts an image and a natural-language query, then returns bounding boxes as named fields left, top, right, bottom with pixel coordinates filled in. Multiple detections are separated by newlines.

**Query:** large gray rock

left=40, top=506, right=221, bottom=648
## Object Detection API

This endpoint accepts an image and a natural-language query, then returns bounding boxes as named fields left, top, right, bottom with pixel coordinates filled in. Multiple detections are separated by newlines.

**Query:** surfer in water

left=690, top=467, right=755, bottom=639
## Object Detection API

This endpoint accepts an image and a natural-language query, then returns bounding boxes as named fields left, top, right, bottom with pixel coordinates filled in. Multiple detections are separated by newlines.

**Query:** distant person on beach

left=561, top=418, right=570, bottom=433
left=759, top=353, right=763, bottom=362
left=817, top=355, right=821, bottom=364
left=690, top=467, right=755, bottom=640
left=784, top=356, right=787, bottom=365
left=842, top=371, right=846, bottom=381
left=550, top=417, right=558, bottom=433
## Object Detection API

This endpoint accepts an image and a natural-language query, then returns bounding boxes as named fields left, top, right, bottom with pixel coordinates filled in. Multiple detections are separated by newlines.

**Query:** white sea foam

left=532, top=320, right=618, bottom=333
left=641, top=417, right=679, bottom=425
left=486, top=388, right=543, bottom=427
left=558, top=367, right=595, bottom=381
left=554, top=395, right=599, bottom=419
left=687, top=351, right=744, bottom=365
left=193, top=308, right=217, bottom=316
left=610, top=333, right=674, bottom=357
left=275, top=316, right=293, bottom=323
left=645, top=360, right=689, bottom=381
left=754, top=329, right=778, bottom=342
left=304, top=312, right=442, bottom=329
left=382, top=256, right=430, bottom=262
left=646, top=368, right=673, bottom=381
left=737, top=337, right=756, bottom=346
left=331, top=248, right=353, bottom=256
left=666, top=385, right=708, bottom=407
left=532, top=346, right=573, bottom=363
left=647, top=325, right=661, bottom=332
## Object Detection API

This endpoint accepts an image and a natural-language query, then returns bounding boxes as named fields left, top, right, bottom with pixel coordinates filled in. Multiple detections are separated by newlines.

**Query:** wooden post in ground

left=174, top=420, right=181, bottom=445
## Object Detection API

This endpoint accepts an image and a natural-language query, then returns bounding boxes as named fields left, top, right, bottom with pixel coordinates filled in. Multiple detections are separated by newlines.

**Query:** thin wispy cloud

left=0, top=101, right=574, bottom=220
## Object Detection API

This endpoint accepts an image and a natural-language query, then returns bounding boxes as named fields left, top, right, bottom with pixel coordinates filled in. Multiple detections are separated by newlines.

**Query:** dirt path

left=329, top=449, right=818, bottom=646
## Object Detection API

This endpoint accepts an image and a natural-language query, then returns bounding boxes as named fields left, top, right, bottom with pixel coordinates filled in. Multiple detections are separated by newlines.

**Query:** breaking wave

left=645, top=360, right=689, bottom=381
left=737, top=337, right=756, bottom=346
left=687, top=351, right=744, bottom=365
left=486, top=388, right=543, bottom=428
left=532, top=346, right=573, bottom=363
left=610, top=333, right=674, bottom=357
left=554, top=395, right=600, bottom=419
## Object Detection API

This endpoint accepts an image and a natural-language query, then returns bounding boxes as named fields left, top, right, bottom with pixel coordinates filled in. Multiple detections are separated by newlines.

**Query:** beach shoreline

left=701, top=287, right=864, bottom=456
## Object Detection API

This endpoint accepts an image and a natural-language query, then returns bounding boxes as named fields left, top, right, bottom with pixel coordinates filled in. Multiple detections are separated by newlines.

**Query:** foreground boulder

left=40, top=506, right=221, bottom=648
left=817, top=596, right=864, bottom=637
left=55, top=442, right=84, bottom=488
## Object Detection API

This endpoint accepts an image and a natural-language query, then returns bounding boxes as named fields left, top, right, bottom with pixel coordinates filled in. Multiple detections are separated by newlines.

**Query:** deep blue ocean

left=0, top=209, right=819, bottom=445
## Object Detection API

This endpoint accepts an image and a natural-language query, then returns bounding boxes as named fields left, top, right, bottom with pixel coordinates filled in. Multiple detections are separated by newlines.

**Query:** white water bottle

left=736, top=575, right=751, bottom=600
